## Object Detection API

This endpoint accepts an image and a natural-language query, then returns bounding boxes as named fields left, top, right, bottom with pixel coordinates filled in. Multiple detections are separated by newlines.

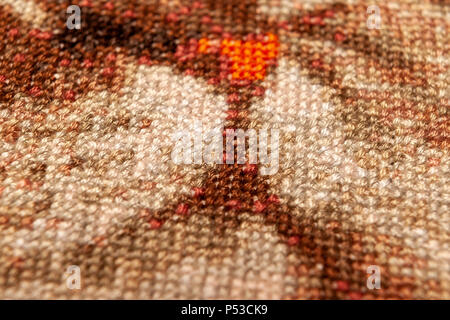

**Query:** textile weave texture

left=0, top=0, right=449, bottom=299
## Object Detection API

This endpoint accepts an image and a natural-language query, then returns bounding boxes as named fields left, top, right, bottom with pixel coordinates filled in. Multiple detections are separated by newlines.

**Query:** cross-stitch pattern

left=0, top=0, right=448, bottom=299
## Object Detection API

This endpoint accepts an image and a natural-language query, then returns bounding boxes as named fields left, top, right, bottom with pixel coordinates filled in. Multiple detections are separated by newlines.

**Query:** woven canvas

left=0, top=0, right=448, bottom=299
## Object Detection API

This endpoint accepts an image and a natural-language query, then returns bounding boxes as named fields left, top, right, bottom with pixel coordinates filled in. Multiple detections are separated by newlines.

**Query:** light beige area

left=0, top=211, right=292, bottom=299
left=0, top=0, right=50, bottom=27
left=0, top=64, right=228, bottom=253
left=249, top=57, right=450, bottom=297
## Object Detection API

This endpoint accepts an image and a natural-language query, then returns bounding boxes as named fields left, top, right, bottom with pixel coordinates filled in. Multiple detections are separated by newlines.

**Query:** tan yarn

left=0, top=0, right=448, bottom=299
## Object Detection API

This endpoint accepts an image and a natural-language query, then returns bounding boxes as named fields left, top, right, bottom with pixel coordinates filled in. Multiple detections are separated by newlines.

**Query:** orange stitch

left=217, top=33, right=279, bottom=81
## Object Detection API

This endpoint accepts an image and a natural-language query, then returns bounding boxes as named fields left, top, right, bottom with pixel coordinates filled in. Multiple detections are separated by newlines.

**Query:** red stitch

left=336, top=280, right=350, bottom=291
left=349, top=292, right=363, bottom=300
left=218, top=53, right=228, bottom=61
left=287, top=235, right=300, bottom=246
left=188, top=38, right=198, bottom=49
left=227, top=93, right=240, bottom=103
left=59, top=59, right=71, bottom=67
left=104, top=2, right=114, bottom=10
left=79, top=0, right=92, bottom=7
left=219, top=61, right=229, bottom=71
left=201, top=15, right=212, bottom=24
left=179, top=7, right=190, bottom=15
left=193, top=187, right=204, bottom=197
left=63, top=90, right=76, bottom=101
left=243, top=164, right=258, bottom=175
left=252, top=86, right=265, bottom=96
left=222, top=32, right=232, bottom=39
left=138, top=56, right=152, bottom=66
left=219, top=71, right=228, bottom=80
left=148, top=218, right=163, bottom=230
left=83, top=59, right=93, bottom=68
left=174, top=45, right=186, bottom=58
left=225, top=200, right=241, bottom=210
left=123, top=10, right=136, bottom=19
left=208, top=78, right=219, bottom=85
left=311, top=59, right=323, bottom=68
left=211, top=25, right=223, bottom=34
left=310, top=16, right=323, bottom=25
left=0, top=75, right=6, bottom=83
left=106, top=53, right=116, bottom=63
left=8, top=28, right=19, bottom=38
left=253, top=201, right=266, bottom=213
left=102, top=67, right=114, bottom=77
left=334, top=32, right=345, bottom=42
left=166, top=12, right=179, bottom=23
left=230, top=79, right=251, bottom=87
left=36, top=31, right=52, bottom=40
left=278, top=20, right=289, bottom=30
left=324, top=10, right=335, bottom=18
left=17, top=178, right=32, bottom=190
left=28, top=29, right=40, bottom=37
left=176, top=204, right=189, bottom=216
left=29, top=86, right=42, bottom=97
left=226, top=110, right=239, bottom=120
left=267, top=194, right=280, bottom=204
left=13, top=53, right=26, bottom=63
left=192, top=1, right=204, bottom=9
